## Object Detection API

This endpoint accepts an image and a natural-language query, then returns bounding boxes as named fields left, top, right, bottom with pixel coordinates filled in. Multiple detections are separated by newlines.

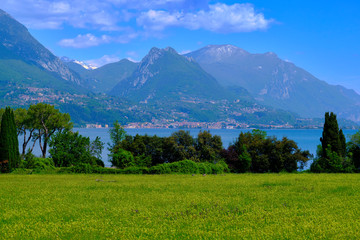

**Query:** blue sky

left=1, top=0, right=359, bottom=92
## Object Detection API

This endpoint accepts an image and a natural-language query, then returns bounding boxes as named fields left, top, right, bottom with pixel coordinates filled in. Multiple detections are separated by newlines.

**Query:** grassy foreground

left=1, top=174, right=360, bottom=239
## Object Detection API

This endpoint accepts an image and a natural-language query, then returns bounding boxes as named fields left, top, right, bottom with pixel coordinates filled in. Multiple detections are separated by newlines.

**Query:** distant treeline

left=1, top=104, right=360, bottom=174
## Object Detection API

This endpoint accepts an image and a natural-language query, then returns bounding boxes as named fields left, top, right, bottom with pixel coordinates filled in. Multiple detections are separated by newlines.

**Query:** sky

left=0, top=0, right=359, bottom=92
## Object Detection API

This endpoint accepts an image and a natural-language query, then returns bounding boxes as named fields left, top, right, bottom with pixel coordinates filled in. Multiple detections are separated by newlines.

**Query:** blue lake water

left=27, top=128, right=358, bottom=168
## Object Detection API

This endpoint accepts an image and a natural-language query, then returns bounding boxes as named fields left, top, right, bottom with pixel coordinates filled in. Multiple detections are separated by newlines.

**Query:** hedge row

left=12, top=160, right=229, bottom=174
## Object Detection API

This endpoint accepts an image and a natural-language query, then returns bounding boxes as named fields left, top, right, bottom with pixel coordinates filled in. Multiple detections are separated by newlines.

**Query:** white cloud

left=0, top=0, right=129, bottom=30
left=58, top=32, right=138, bottom=48
left=58, top=34, right=112, bottom=48
left=1, top=1, right=270, bottom=33
left=1, top=0, right=273, bottom=45
left=179, top=50, right=191, bottom=55
left=137, top=3, right=273, bottom=33
left=83, top=55, right=121, bottom=67
left=0, top=0, right=203, bottom=30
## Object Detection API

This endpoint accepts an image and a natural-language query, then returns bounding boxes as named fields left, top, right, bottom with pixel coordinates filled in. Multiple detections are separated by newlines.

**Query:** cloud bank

left=1, top=0, right=273, bottom=47
left=137, top=3, right=272, bottom=33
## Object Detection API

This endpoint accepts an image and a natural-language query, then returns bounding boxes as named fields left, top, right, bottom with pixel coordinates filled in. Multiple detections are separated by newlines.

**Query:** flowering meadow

left=1, top=174, right=360, bottom=239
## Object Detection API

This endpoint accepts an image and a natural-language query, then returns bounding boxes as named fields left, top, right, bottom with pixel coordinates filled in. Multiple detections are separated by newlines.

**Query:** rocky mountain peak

left=164, top=46, right=178, bottom=54
left=0, top=8, right=80, bottom=84
left=264, top=51, right=278, bottom=58
left=185, top=44, right=250, bottom=64
left=205, top=44, right=249, bottom=57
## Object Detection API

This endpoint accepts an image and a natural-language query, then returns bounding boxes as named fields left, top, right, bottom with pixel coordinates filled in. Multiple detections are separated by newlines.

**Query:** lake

left=26, top=128, right=359, bottom=167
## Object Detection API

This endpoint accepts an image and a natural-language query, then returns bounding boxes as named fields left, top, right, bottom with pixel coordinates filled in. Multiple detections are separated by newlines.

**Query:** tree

left=237, top=145, right=251, bottom=173
left=224, top=129, right=310, bottom=173
left=90, top=136, right=104, bottom=160
left=320, top=112, right=344, bottom=158
left=49, top=130, right=92, bottom=167
left=162, top=130, right=197, bottom=163
left=313, top=112, right=349, bottom=172
left=0, top=107, right=20, bottom=172
left=28, top=103, right=72, bottom=158
left=110, top=148, right=134, bottom=168
left=339, top=129, right=346, bottom=157
left=0, top=108, right=4, bottom=128
left=196, top=130, right=223, bottom=162
left=108, top=120, right=126, bottom=151
left=14, top=108, right=37, bottom=155
left=348, top=131, right=360, bottom=171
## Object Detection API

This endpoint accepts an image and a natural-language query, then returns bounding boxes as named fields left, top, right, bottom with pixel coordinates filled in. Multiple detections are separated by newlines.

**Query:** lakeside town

left=86, top=120, right=324, bottom=129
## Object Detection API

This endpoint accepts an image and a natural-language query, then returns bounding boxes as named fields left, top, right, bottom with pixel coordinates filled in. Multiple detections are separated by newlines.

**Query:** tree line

left=1, top=103, right=360, bottom=174
left=0, top=103, right=99, bottom=172
left=311, top=112, right=360, bottom=172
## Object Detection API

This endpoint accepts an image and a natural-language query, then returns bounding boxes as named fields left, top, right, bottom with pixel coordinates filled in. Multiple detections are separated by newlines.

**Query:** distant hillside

left=186, top=45, right=360, bottom=121
left=110, top=47, right=231, bottom=102
left=107, top=47, right=304, bottom=125
left=0, top=9, right=80, bottom=89
left=65, top=59, right=138, bottom=93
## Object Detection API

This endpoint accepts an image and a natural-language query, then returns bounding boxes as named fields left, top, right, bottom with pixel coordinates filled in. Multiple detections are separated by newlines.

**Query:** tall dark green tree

left=348, top=131, right=360, bottom=171
left=312, top=112, right=349, bottom=172
left=339, top=129, right=346, bottom=157
left=0, top=107, right=20, bottom=172
left=320, top=112, right=345, bottom=158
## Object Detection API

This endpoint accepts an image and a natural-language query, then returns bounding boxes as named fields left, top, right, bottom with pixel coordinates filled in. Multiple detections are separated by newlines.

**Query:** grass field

left=1, top=174, right=360, bottom=239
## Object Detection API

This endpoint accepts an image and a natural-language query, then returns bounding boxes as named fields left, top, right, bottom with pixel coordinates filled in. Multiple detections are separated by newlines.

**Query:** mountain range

left=0, top=9, right=81, bottom=92
left=0, top=8, right=359, bottom=127
left=186, top=45, right=360, bottom=121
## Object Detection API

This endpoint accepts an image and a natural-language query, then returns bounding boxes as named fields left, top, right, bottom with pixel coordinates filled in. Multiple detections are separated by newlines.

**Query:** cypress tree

left=320, top=112, right=342, bottom=158
left=0, top=107, right=20, bottom=172
left=317, top=112, right=348, bottom=172
left=339, top=129, right=346, bottom=157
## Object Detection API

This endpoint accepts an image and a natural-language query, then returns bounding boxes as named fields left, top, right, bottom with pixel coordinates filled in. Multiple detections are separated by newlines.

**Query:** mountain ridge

left=0, top=9, right=80, bottom=85
left=186, top=44, right=360, bottom=121
left=109, top=47, right=231, bottom=102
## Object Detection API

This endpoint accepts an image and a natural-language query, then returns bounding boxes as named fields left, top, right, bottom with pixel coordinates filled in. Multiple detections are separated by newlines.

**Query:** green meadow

left=1, top=174, right=360, bottom=239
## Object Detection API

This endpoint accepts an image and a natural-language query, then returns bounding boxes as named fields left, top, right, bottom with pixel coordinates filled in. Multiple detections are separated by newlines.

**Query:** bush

left=168, top=160, right=199, bottom=174
left=73, top=163, right=93, bottom=174
left=49, top=130, right=92, bottom=167
left=110, top=149, right=134, bottom=168
left=198, top=162, right=211, bottom=174
left=148, top=160, right=229, bottom=174
left=217, top=160, right=230, bottom=173
left=134, top=154, right=152, bottom=168
left=11, top=168, right=33, bottom=174
left=94, top=157, right=105, bottom=167
left=149, top=164, right=172, bottom=174
left=92, top=167, right=123, bottom=174
left=20, top=152, right=55, bottom=171
left=121, top=166, right=149, bottom=174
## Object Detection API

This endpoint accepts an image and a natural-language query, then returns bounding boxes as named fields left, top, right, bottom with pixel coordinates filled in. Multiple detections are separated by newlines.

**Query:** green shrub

left=217, top=160, right=230, bottom=173
left=168, top=160, right=199, bottom=174
left=134, top=154, right=152, bottom=168
left=11, top=168, right=33, bottom=174
left=198, top=162, right=211, bottom=174
left=73, top=163, right=93, bottom=174
left=20, top=152, right=55, bottom=171
left=110, top=149, right=134, bottom=169
left=149, top=164, right=172, bottom=174
left=93, top=157, right=105, bottom=167
left=121, top=166, right=149, bottom=174
left=148, top=160, right=229, bottom=174
left=92, top=167, right=123, bottom=174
